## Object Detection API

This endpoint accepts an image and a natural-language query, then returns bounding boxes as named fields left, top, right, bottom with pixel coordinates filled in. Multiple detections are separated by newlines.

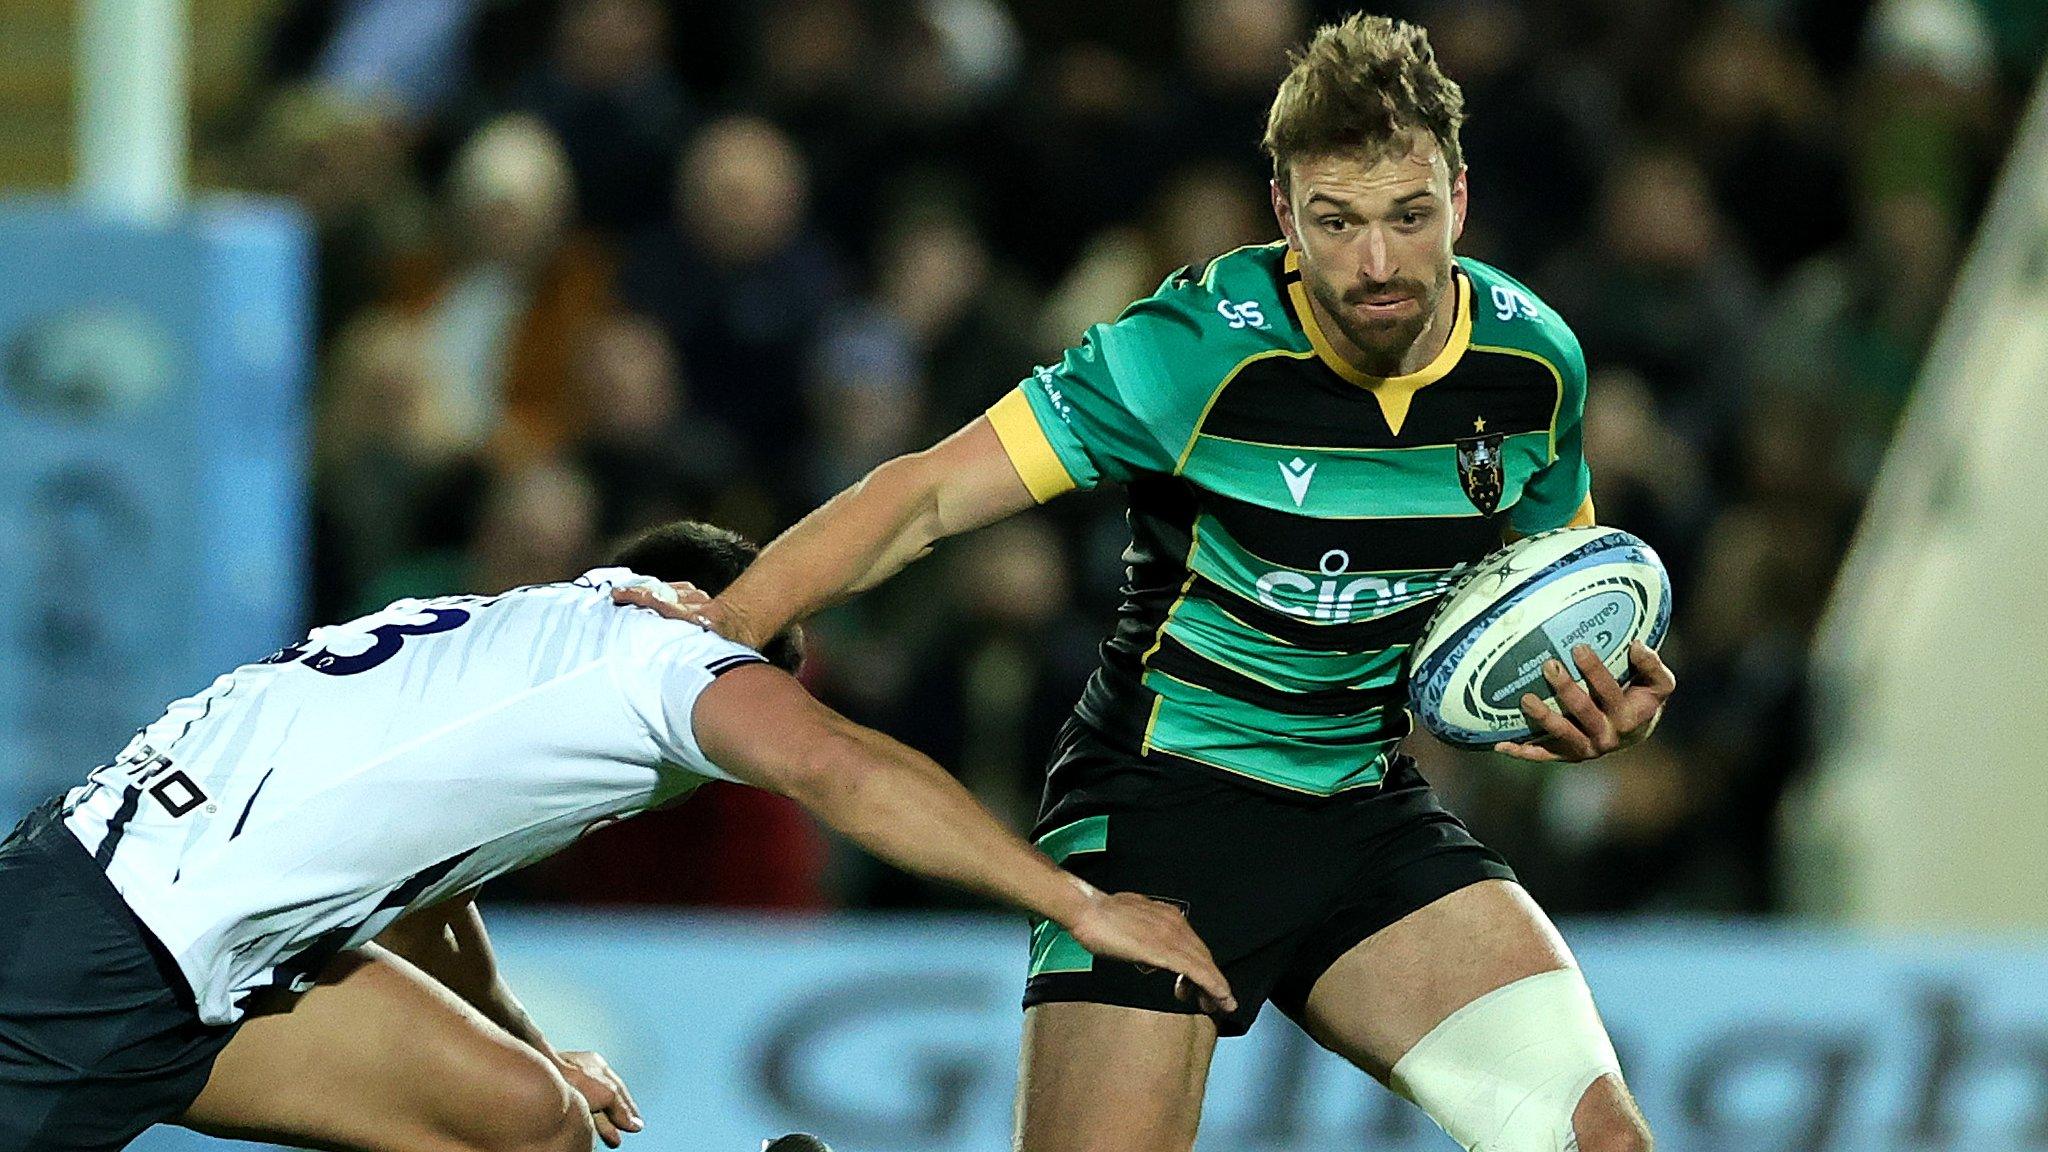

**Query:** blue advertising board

left=0, top=200, right=311, bottom=818
left=129, top=915, right=2048, bottom=1152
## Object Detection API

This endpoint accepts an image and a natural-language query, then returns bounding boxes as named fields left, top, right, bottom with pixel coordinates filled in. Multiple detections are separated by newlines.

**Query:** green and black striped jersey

left=987, top=241, right=1591, bottom=796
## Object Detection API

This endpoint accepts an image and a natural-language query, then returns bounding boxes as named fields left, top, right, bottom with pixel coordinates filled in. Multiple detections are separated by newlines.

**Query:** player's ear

left=1451, top=167, right=1469, bottom=243
left=1271, top=177, right=1299, bottom=249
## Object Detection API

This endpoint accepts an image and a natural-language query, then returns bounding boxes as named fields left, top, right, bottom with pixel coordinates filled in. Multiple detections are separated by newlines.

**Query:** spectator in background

left=512, top=0, right=694, bottom=236
left=260, top=0, right=485, bottom=127
left=998, top=41, right=1170, bottom=281
left=466, top=459, right=602, bottom=594
left=1672, top=7, right=1851, bottom=279
left=1032, top=224, right=1158, bottom=357
left=1581, top=368, right=1712, bottom=587
left=1165, top=0, right=1307, bottom=180
left=1654, top=502, right=1828, bottom=911
left=1853, top=0, right=2003, bottom=224
left=567, top=312, right=744, bottom=540
left=873, top=194, right=1040, bottom=432
left=619, top=115, right=847, bottom=502
left=735, top=0, right=1025, bottom=257
left=860, top=0, right=1027, bottom=242
left=818, top=516, right=1098, bottom=908
left=408, top=115, right=615, bottom=457
left=1544, top=146, right=1760, bottom=459
left=1758, top=190, right=1962, bottom=485
left=742, top=0, right=889, bottom=248
left=313, top=308, right=475, bottom=615
left=1560, top=0, right=1699, bottom=122
left=1033, top=161, right=1268, bottom=354
left=1422, top=0, right=1613, bottom=270
left=915, top=517, right=1094, bottom=828
left=801, top=312, right=924, bottom=509
left=243, top=86, right=433, bottom=340
left=1148, top=161, right=1271, bottom=274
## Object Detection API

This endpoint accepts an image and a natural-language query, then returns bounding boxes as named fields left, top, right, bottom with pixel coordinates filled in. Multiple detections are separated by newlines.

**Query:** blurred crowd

left=226, top=0, right=2045, bottom=914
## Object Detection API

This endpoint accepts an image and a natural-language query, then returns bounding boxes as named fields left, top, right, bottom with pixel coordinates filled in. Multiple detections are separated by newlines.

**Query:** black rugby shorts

left=0, top=798, right=238, bottom=1152
left=1023, top=719, right=1515, bottom=1036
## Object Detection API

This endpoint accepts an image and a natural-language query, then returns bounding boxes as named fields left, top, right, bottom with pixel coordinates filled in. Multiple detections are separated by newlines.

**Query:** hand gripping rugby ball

left=1408, top=526, right=1671, bottom=748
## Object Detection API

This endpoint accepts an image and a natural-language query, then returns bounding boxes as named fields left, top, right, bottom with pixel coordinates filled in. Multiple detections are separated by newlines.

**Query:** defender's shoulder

left=1459, top=257, right=1585, bottom=382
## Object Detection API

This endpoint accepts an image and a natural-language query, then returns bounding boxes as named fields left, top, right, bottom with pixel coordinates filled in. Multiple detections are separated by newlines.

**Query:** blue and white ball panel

left=1409, top=527, right=1671, bottom=748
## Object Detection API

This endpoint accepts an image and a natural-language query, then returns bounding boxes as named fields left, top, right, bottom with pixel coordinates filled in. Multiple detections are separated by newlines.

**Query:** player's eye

left=1318, top=216, right=1348, bottom=233
left=1400, top=209, right=1430, bottom=228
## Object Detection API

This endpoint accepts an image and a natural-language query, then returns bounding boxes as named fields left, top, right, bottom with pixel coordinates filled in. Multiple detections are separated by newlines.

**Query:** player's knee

left=1390, top=969, right=1627, bottom=1152
left=1574, top=1122, right=1653, bottom=1152
left=1572, top=1075, right=1653, bottom=1152
left=1017, top=1118, right=1194, bottom=1152
left=540, top=1107, right=598, bottom=1152
left=455, top=1049, right=592, bottom=1152
left=497, top=1080, right=591, bottom=1152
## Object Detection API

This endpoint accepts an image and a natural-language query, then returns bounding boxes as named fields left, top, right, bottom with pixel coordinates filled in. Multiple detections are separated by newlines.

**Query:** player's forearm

left=715, top=452, right=947, bottom=649
left=378, top=902, right=555, bottom=1056
left=790, top=725, right=1092, bottom=929
left=717, top=420, right=1038, bottom=649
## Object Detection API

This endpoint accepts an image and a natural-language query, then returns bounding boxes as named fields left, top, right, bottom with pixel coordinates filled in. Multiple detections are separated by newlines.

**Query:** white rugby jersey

left=60, top=569, right=766, bottom=1025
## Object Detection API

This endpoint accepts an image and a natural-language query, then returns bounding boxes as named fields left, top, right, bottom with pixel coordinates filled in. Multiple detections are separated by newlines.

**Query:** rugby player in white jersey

left=0, top=520, right=1233, bottom=1152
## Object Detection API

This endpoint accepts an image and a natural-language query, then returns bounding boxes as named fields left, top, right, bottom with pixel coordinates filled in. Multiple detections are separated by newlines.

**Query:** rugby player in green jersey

left=624, top=13, right=1674, bottom=1152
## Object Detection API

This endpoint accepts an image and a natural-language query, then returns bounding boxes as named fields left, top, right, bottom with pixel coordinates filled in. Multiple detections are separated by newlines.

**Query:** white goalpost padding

left=77, top=0, right=189, bottom=221
left=1791, top=61, right=2048, bottom=928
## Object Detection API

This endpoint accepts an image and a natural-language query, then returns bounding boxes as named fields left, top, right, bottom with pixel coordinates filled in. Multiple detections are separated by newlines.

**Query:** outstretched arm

left=690, top=417, right=1040, bottom=649
left=376, top=896, right=543, bottom=1051
left=690, top=662, right=1236, bottom=1015
left=377, top=897, right=643, bottom=1145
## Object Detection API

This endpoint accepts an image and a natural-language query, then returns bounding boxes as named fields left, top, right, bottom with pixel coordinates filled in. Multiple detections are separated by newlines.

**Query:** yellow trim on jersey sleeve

left=987, top=390, right=1080, bottom=503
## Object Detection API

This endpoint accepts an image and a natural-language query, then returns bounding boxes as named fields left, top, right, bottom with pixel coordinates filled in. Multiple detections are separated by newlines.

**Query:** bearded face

left=1274, top=134, right=1467, bottom=376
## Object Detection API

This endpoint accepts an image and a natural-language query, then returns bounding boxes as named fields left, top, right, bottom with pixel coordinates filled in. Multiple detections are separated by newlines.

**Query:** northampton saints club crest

left=1455, top=432, right=1505, bottom=515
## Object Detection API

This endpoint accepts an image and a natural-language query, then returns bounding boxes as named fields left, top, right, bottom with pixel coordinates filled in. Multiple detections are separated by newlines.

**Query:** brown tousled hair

left=1262, top=13, right=1465, bottom=192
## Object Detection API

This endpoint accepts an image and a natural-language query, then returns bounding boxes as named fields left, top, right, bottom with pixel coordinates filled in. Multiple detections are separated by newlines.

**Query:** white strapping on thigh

left=1387, top=967, right=1622, bottom=1152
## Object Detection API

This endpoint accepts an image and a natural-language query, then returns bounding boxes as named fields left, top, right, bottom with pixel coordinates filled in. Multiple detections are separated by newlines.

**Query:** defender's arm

left=376, top=896, right=547, bottom=1051
left=377, top=897, right=644, bottom=1144
left=691, top=662, right=1235, bottom=1014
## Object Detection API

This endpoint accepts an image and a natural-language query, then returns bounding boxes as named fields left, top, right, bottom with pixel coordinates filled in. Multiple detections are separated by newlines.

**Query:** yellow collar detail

left=1284, top=250, right=1472, bottom=436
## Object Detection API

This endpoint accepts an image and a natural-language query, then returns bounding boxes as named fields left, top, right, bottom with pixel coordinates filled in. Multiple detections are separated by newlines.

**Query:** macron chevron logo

left=1280, top=456, right=1317, bottom=507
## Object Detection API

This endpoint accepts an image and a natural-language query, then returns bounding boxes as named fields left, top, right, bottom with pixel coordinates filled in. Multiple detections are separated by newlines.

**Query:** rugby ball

left=1408, top=526, right=1671, bottom=748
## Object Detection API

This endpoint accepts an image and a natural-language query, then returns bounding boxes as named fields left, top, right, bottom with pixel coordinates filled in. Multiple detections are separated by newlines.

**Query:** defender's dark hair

left=604, top=520, right=805, bottom=673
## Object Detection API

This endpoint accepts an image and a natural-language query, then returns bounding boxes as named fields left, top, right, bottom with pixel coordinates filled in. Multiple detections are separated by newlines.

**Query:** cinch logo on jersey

left=1252, top=550, right=1465, bottom=622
